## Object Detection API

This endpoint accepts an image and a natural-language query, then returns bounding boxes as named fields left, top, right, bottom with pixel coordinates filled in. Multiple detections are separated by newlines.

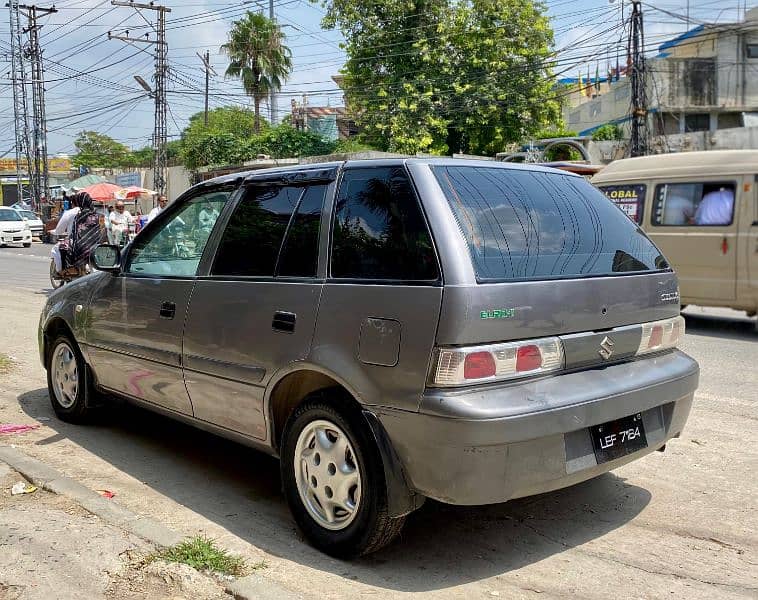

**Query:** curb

left=0, top=445, right=300, bottom=600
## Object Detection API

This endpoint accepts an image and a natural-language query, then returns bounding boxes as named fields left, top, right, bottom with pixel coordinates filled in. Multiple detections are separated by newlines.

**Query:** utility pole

left=197, top=50, right=217, bottom=126
left=7, top=0, right=32, bottom=206
left=269, top=0, right=276, bottom=125
left=24, top=4, right=57, bottom=207
left=109, top=1, right=171, bottom=197
left=628, top=1, right=648, bottom=157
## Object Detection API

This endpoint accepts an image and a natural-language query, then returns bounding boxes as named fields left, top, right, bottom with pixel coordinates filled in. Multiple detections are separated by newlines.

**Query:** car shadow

left=18, top=387, right=651, bottom=593
left=682, top=311, right=756, bottom=342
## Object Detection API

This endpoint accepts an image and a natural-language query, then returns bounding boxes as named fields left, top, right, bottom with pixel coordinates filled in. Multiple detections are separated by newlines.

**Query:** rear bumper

left=377, top=350, right=698, bottom=505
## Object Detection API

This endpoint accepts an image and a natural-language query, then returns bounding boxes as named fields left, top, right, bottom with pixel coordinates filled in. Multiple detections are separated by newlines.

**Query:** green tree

left=179, top=106, right=336, bottom=170
left=322, top=0, right=561, bottom=155
left=71, top=130, right=130, bottom=168
left=221, top=12, right=293, bottom=133
left=592, top=123, right=624, bottom=141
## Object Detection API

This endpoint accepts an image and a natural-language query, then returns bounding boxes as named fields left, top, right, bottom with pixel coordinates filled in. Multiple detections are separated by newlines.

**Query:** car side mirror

left=92, top=244, right=121, bottom=273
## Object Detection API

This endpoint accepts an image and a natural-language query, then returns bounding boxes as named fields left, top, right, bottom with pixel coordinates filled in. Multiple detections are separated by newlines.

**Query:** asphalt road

left=0, top=243, right=52, bottom=292
left=0, top=248, right=756, bottom=599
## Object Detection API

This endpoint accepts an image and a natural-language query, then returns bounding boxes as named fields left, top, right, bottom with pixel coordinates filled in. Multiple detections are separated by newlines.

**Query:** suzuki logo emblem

left=598, top=336, right=615, bottom=360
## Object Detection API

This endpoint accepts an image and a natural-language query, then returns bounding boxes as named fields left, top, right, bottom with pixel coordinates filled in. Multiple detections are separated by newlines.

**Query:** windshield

left=432, top=166, right=668, bottom=282
left=19, top=210, right=37, bottom=220
left=0, top=210, right=23, bottom=222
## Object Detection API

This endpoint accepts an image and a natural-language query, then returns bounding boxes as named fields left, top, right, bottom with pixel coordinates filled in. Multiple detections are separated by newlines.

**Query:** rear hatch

left=430, top=164, right=681, bottom=374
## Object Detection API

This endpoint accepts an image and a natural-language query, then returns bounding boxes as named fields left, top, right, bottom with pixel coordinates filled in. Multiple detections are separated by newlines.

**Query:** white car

left=0, top=207, right=32, bottom=247
left=14, top=209, right=44, bottom=239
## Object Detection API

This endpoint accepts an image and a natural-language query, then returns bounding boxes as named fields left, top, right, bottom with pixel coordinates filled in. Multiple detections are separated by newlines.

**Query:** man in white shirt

left=109, top=201, right=133, bottom=246
left=147, top=195, right=168, bottom=222
left=51, top=199, right=80, bottom=272
left=695, top=188, right=734, bottom=226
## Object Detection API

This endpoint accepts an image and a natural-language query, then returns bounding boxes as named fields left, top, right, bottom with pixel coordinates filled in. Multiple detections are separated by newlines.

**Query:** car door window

left=126, top=190, right=229, bottom=277
left=330, top=167, right=439, bottom=281
left=213, top=183, right=323, bottom=277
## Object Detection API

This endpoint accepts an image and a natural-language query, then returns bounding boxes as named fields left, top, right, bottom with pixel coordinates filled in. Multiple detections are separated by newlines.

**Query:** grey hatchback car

left=39, top=159, right=699, bottom=557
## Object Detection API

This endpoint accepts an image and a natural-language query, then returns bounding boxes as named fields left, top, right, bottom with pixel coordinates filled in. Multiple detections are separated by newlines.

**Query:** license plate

left=590, top=413, right=647, bottom=464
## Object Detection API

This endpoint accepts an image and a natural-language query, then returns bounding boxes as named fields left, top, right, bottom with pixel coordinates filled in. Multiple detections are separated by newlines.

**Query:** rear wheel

left=281, top=397, right=405, bottom=558
left=47, top=335, right=93, bottom=423
left=49, top=260, right=64, bottom=289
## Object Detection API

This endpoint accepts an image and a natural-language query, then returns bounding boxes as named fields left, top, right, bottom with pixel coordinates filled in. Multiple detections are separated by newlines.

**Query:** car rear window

left=432, top=166, right=668, bottom=282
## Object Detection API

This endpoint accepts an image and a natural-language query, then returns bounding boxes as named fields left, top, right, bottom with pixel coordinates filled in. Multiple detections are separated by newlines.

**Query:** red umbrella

left=80, top=182, right=123, bottom=202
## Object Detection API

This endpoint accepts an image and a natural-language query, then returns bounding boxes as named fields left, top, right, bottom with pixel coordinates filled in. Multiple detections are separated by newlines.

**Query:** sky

left=0, top=0, right=752, bottom=156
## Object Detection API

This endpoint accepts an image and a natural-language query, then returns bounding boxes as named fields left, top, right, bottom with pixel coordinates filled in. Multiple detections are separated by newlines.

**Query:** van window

left=652, top=182, right=735, bottom=226
left=597, top=184, right=646, bottom=224
left=330, top=167, right=439, bottom=281
left=433, top=166, right=668, bottom=282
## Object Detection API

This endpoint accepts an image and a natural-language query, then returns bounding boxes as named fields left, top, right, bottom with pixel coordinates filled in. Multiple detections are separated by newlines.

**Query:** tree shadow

left=18, top=387, right=651, bottom=592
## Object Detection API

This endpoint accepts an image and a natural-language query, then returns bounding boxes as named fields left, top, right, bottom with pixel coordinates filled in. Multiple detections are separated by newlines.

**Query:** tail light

left=432, top=337, right=564, bottom=387
left=637, top=316, right=684, bottom=356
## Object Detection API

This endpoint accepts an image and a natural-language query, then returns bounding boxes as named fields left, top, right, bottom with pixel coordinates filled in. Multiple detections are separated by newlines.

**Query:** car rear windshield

left=432, top=166, right=668, bottom=282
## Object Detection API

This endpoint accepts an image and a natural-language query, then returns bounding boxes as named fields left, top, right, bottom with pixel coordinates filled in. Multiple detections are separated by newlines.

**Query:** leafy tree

left=592, top=123, right=624, bottom=141
left=71, top=130, right=130, bottom=168
left=322, top=0, right=562, bottom=155
left=221, top=12, right=293, bottom=133
left=179, top=107, right=336, bottom=170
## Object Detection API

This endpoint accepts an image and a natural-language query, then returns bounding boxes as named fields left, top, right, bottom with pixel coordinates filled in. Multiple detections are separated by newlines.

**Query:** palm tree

left=221, top=12, right=292, bottom=133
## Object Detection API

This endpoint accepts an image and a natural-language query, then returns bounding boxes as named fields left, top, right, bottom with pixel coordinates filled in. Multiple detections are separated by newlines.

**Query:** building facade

left=564, top=8, right=758, bottom=139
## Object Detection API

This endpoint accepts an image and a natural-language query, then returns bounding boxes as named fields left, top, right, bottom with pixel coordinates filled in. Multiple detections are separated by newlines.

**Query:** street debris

left=97, top=489, right=116, bottom=499
left=10, top=482, right=37, bottom=495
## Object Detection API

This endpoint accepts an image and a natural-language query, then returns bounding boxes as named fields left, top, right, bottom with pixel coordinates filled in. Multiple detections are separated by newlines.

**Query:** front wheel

left=23, top=242, right=31, bottom=248
left=280, top=397, right=405, bottom=558
left=46, top=335, right=93, bottom=423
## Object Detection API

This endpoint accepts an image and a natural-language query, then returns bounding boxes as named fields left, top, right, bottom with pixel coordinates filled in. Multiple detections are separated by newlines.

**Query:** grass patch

left=0, top=353, right=14, bottom=375
left=158, top=536, right=247, bottom=577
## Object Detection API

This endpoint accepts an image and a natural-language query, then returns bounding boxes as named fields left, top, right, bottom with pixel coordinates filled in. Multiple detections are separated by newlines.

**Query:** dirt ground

left=1, top=280, right=757, bottom=599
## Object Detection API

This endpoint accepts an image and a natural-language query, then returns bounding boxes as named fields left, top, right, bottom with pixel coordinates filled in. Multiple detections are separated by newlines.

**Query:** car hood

left=0, top=221, right=27, bottom=231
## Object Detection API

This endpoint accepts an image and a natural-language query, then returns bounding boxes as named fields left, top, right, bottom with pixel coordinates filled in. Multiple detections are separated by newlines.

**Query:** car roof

left=197, top=157, right=581, bottom=188
left=592, top=150, right=758, bottom=183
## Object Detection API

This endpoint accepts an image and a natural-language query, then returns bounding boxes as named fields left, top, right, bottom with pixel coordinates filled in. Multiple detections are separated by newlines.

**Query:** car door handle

left=160, top=301, right=176, bottom=319
left=272, top=311, right=296, bottom=333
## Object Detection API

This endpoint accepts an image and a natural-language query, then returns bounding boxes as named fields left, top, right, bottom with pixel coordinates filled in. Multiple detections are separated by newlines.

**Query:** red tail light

left=516, top=345, right=542, bottom=372
left=464, top=351, right=496, bottom=379
left=648, top=325, right=663, bottom=349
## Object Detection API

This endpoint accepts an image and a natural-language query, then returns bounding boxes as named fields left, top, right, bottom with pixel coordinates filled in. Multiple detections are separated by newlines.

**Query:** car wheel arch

left=43, top=317, right=77, bottom=366
left=267, top=367, right=420, bottom=518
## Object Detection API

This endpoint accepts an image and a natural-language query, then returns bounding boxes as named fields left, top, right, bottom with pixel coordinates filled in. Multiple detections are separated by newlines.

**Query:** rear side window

left=652, top=182, right=735, bottom=226
left=433, top=166, right=667, bottom=282
left=597, top=184, right=646, bottom=224
left=213, top=183, right=325, bottom=278
left=331, top=167, right=439, bottom=281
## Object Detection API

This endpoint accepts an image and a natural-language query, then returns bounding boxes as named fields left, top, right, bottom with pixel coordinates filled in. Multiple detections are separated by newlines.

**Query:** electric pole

left=24, top=4, right=57, bottom=207
left=109, top=1, right=171, bottom=197
left=197, top=50, right=216, bottom=126
left=7, top=0, right=32, bottom=206
left=269, top=0, right=276, bottom=125
left=628, top=1, right=648, bottom=157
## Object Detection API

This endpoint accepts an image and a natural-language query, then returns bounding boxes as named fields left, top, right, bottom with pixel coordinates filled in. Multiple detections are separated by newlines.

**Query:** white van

left=592, top=150, right=758, bottom=320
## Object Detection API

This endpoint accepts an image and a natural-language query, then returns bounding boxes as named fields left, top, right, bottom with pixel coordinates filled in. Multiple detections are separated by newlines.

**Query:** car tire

left=23, top=242, right=31, bottom=248
left=46, top=334, right=94, bottom=423
left=280, top=394, right=405, bottom=558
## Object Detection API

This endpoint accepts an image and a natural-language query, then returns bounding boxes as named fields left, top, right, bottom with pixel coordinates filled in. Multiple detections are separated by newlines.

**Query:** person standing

left=148, top=195, right=168, bottom=222
left=109, top=201, right=133, bottom=246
